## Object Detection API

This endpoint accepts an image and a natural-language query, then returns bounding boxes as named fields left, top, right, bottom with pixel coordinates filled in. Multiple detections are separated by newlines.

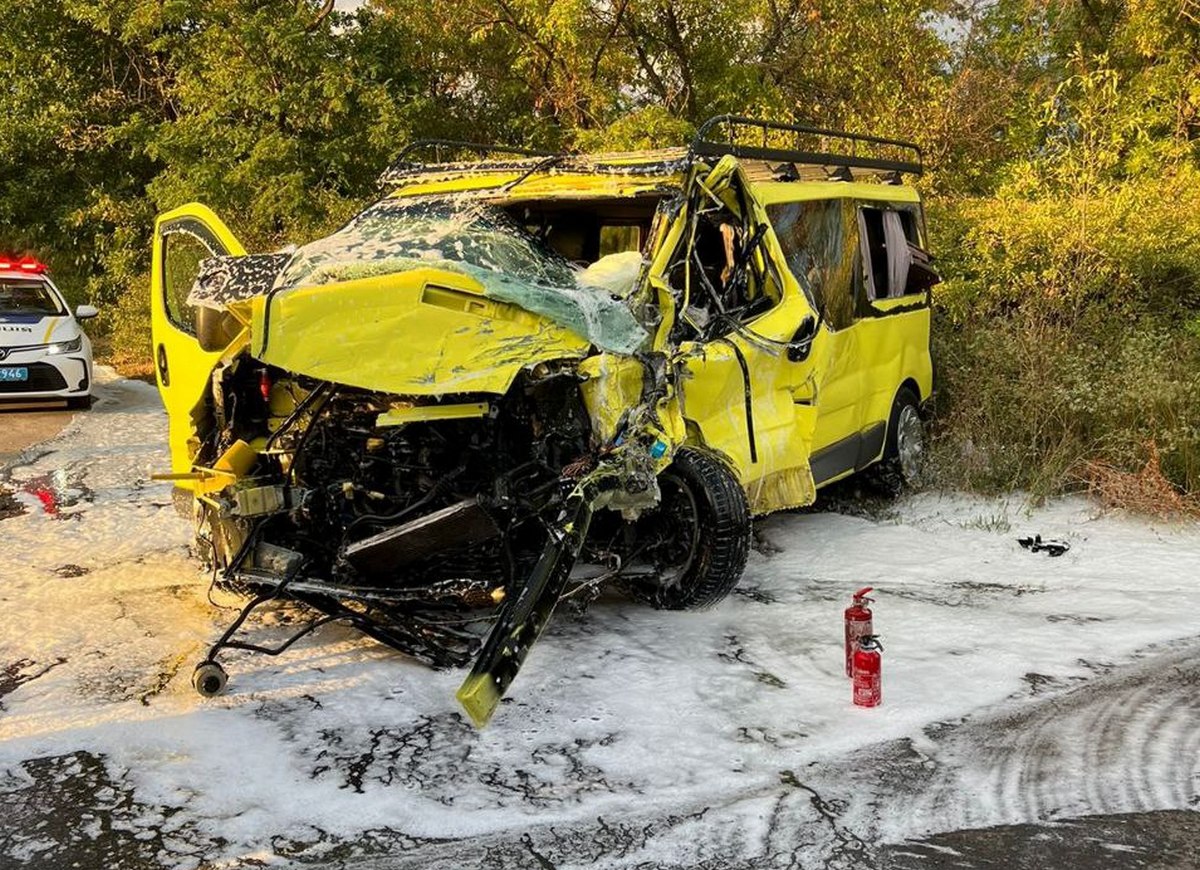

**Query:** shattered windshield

left=275, top=197, right=649, bottom=354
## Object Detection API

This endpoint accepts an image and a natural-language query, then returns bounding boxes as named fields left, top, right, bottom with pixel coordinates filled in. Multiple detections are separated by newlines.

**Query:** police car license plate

left=0, top=367, right=29, bottom=382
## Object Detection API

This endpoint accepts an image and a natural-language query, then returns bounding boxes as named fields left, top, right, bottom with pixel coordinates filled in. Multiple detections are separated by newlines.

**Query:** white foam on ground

left=1, top=368, right=1198, bottom=866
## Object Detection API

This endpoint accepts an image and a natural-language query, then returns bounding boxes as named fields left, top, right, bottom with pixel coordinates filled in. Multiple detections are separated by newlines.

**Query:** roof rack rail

left=690, top=115, right=923, bottom=177
left=379, top=139, right=562, bottom=185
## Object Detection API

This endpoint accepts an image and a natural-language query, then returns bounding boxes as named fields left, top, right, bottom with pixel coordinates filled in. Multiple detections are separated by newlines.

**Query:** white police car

left=0, top=256, right=96, bottom=409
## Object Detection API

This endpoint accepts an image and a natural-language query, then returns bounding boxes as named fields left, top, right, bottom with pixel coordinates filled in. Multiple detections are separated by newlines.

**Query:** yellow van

left=151, top=117, right=936, bottom=725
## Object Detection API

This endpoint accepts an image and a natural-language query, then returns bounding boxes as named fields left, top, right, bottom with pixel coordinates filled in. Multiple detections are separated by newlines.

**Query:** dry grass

left=91, top=335, right=155, bottom=382
left=1075, top=442, right=1200, bottom=520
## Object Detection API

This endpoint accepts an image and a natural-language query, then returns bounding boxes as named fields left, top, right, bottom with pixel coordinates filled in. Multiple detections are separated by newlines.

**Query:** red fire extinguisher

left=843, top=587, right=874, bottom=677
left=852, top=635, right=883, bottom=707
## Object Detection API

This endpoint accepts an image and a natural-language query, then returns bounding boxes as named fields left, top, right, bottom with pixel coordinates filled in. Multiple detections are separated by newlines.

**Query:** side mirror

left=75, top=304, right=99, bottom=320
left=787, top=315, right=818, bottom=362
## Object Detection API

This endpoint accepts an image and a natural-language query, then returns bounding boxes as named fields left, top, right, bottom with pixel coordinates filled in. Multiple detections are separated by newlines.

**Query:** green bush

left=928, top=168, right=1200, bottom=498
left=96, top=272, right=154, bottom=378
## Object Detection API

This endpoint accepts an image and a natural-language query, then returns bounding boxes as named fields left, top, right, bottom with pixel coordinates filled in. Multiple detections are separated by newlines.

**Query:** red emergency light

left=0, top=255, right=48, bottom=274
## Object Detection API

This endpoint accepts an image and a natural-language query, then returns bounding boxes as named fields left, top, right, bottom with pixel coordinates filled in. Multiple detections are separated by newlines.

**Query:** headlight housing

left=45, top=337, right=82, bottom=355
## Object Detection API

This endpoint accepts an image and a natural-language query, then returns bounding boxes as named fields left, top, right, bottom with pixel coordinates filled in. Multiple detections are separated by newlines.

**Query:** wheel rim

left=640, top=473, right=700, bottom=588
left=896, top=404, right=924, bottom=481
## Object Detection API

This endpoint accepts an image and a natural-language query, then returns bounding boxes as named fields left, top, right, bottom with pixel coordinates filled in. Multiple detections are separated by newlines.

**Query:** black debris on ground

left=0, top=485, right=23, bottom=520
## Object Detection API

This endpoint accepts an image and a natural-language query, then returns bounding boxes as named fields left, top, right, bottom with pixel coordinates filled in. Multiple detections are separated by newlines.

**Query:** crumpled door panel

left=658, top=157, right=826, bottom=512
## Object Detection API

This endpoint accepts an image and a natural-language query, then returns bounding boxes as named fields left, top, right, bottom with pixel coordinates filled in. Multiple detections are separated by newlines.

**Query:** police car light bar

left=0, top=256, right=48, bottom=273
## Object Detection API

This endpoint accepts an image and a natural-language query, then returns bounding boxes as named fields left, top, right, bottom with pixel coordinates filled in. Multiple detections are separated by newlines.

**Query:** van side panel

left=752, top=182, right=933, bottom=481
left=853, top=305, right=934, bottom=459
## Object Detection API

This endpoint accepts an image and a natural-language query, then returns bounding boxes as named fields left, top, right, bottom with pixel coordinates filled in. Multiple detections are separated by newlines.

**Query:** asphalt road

left=0, top=405, right=74, bottom=465
left=880, top=810, right=1200, bottom=869
left=2, top=381, right=1198, bottom=869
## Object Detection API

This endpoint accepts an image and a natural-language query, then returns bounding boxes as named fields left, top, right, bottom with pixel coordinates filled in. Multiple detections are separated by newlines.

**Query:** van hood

left=188, top=199, right=652, bottom=396
left=189, top=195, right=648, bottom=350
left=242, top=266, right=596, bottom=396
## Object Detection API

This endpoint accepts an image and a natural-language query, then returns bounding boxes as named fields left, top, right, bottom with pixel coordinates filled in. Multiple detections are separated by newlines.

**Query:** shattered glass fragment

left=187, top=252, right=293, bottom=310
left=274, top=198, right=649, bottom=355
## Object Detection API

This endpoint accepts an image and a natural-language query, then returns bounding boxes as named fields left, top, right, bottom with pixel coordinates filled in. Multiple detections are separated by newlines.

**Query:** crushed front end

left=164, top=175, right=689, bottom=727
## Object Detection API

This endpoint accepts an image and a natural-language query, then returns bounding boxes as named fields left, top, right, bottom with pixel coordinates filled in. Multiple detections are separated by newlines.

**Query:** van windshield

left=277, top=197, right=579, bottom=290
left=275, top=196, right=648, bottom=354
left=0, top=279, right=64, bottom=317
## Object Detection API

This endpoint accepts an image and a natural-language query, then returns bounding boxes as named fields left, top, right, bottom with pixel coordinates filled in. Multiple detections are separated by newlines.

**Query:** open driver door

left=149, top=204, right=247, bottom=480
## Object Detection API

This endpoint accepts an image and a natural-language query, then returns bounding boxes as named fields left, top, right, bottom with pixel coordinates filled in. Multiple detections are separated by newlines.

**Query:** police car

left=0, top=256, right=96, bottom=408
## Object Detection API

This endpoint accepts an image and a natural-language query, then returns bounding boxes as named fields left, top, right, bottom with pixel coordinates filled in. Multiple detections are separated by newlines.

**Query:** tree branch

left=306, top=0, right=337, bottom=33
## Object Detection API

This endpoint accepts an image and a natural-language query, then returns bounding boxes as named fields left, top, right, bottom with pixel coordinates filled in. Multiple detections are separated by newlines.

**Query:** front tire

left=625, top=448, right=751, bottom=610
left=66, top=395, right=92, bottom=410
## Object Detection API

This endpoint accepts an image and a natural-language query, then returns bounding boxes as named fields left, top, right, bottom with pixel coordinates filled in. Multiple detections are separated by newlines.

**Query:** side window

left=766, top=199, right=859, bottom=330
left=162, top=224, right=221, bottom=335
left=859, top=206, right=920, bottom=301
left=668, top=203, right=783, bottom=338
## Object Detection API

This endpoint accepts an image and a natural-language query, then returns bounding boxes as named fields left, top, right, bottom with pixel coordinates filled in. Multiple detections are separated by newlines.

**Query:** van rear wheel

left=871, top=387, right=924, bottom=494
left=625, top=448, right=750, bottom=610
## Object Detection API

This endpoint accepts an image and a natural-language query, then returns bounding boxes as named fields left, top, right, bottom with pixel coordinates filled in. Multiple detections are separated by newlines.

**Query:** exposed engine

left=201, top=355, right=603, bottom=584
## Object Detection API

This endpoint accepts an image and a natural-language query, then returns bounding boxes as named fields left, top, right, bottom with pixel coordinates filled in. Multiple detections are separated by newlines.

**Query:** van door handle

left=157, top=343, right=170, bottom=386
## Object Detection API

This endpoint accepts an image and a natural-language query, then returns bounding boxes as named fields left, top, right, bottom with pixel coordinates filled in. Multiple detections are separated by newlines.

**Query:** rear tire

left=870, top=387, right=924, bottom=495
left=625, top=448, right=751, bottom=610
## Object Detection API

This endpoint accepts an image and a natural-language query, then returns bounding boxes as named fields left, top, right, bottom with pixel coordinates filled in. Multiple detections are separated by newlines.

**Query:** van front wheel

left=625, top=448, right=751, bottom=610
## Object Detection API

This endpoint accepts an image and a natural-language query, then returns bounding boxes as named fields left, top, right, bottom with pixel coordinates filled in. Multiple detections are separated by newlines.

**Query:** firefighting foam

left=2, top=369, right=1200, bottom=866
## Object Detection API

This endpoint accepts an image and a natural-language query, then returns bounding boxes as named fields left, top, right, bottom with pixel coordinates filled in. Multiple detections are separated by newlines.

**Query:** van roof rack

left=379, top=139, right=562, bottom=185
left=690, top=115, right=923, bottom=177
left=377, top=119, right=919, bottom=189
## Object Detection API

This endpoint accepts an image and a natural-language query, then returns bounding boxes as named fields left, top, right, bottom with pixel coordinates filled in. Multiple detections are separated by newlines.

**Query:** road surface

left=1, top=369, right=1197, bottom=869
left=0, top=404, right=73, bottom=465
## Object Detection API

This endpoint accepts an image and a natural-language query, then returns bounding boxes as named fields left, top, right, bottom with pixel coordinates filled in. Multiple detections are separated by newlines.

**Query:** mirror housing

left=786, top=315, right=818, bottom=362
left=75, top=304, right=99, bottom=320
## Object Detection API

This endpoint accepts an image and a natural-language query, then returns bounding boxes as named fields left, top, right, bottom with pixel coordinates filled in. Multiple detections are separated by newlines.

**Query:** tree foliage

left=0, top=0, right=963, bottom=295
left=927, top=1, right=1200, bottom=497
left=1, top=0, right=1198, bottom=496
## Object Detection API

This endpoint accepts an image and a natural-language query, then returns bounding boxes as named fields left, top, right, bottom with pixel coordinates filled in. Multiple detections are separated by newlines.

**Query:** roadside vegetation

left=1, top=0, right=1197, bottom=508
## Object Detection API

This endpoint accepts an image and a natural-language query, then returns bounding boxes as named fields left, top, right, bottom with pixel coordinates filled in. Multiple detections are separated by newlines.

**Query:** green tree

left=0, top=1, right=165, bottom=303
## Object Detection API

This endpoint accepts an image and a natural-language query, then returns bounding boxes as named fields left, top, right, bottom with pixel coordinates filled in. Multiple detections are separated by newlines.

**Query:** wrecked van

left=151, top=116, right=937, bottom=726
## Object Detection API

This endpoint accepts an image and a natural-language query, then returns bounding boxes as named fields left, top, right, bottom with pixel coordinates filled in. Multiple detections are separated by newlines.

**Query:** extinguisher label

left=853, top=674, right=881, bottom=707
